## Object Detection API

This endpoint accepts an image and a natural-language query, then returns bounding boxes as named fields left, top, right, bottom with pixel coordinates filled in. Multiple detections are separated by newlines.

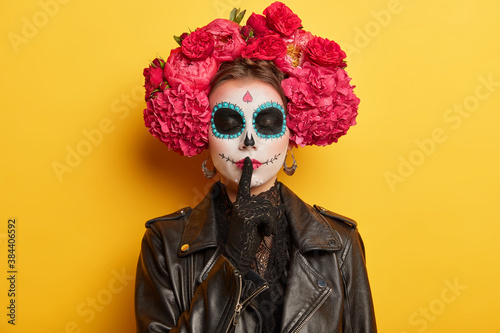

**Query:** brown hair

left=210, top=58, right=287, bottom=111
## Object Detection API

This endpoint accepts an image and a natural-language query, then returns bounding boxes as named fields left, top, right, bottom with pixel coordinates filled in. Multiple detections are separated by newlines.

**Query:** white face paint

left=208, top=79, right=290, bottom=196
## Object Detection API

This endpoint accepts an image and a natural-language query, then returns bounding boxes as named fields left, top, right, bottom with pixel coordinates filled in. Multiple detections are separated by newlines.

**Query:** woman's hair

left=210, top=58, right=288, bottom=111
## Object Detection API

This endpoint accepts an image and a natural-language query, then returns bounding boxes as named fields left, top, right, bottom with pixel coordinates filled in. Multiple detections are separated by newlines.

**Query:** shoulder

left=279, top=183, right=357, bottom=230
left=140, top=207, right=194, bottom=259
left=313, top=205, right=368, bottom=261
left=145, top=207, right=192, bottom=230
left=313, top=204, right=357, bottom=229
left=141, top=207, right=192, bottom=249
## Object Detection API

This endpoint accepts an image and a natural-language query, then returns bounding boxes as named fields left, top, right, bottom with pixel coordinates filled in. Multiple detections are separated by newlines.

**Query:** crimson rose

left=242, top=35, right=287, bottom=60
left=263, top=2, right=302, bottom=37
left=246, top=13, right=273, bottom=37
left=143, top=58, right=167, bottom=100
left=305, top=36, right=347, bottom=68
left=181, top=29, right=214, bottom=61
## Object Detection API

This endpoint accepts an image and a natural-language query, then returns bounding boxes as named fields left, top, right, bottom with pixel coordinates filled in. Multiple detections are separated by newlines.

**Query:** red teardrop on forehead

left=243, top=91, right=253, bottom=103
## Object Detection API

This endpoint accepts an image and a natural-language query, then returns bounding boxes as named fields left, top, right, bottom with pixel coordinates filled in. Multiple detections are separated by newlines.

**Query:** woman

left=136, top=3, right=376, bottom=332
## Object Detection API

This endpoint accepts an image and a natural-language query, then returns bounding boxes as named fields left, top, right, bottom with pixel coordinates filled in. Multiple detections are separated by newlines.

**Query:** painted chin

left=235, top=159, right=262, bottom=170
left=234, top=177, right=265, bottom=187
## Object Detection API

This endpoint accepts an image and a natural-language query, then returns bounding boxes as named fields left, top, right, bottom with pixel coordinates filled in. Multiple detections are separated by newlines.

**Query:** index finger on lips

left=237, top=157, right=253, bottom=199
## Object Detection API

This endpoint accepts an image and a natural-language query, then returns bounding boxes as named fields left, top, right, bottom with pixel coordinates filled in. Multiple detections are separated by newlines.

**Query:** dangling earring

left=283, top=150, right=297, bottom=176
left=202, top=156, right=217, bottom=179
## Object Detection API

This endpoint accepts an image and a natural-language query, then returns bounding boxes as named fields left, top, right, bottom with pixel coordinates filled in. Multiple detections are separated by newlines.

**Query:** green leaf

left=229, top=8, right=238, bottom=22
left=235, top=9, right=246, bottom=24
left=173, top=35, right=182, bottom=46
left=158, top=57, right=165, bottom=69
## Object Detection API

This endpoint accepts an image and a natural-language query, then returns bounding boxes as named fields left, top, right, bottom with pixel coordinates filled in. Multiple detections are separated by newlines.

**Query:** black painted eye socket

left=254, top=107, right=284, bottom=135
left=213, top=108, right=244, bottom=135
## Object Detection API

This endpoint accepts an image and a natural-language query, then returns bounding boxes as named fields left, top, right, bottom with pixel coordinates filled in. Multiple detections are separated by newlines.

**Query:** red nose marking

left=243, top=91, right=253, bottom=103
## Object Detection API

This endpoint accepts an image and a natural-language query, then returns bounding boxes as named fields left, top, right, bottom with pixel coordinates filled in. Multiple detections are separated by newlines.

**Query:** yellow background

left=1, top=0, right=499, bottom=332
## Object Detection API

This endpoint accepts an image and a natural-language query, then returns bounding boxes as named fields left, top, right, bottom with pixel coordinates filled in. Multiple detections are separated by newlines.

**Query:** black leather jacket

left=135, top=183, right=376, bottom=332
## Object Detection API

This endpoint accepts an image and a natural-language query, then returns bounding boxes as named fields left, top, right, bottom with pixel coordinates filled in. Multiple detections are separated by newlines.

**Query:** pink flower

left=164, top=48, right=219, bottom=91
left=246, top=13, right=273, bottom=37
left=181, top=29, right=215, bottom=61
left=305, top=36, right=347, bottom=68
left=143, top=84, right=211, bottom=157
left=242, top=35, right=286, bottom=60
left=263, top=2, right=302, bottom=37
left=203, top=19, right=246, bottom=62
left=143, top=58, right=167, bottom=101
left=282, top=64, right=359, bottom=147
left=273, top=29, right=313, bottom=75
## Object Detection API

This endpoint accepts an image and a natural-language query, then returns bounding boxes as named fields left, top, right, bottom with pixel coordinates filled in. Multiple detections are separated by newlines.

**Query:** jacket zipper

left=232, top=273, right=244, bottom=327
left=235, top=282, right=269, bottom=325
left=290, top=287, right=332, bottom=333
left=225, top=272, right=243, bottom=333
left=226, top=272, right=269, bottom=332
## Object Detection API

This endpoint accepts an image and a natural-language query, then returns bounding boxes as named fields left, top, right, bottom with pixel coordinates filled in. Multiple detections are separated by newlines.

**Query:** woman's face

left=208, top=79, right=290, bottom=196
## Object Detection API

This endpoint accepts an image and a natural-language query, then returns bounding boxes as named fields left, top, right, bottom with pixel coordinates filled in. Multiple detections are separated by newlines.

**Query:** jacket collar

left=177, top=182, right=341, bottom=257
left=280, top=184, right=342, bottom=252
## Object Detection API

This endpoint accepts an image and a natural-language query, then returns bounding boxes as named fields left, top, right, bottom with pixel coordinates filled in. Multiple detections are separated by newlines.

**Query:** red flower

left=143, top=58, right=167, bottom=101
left=181, top=29, right=214, bottom=61
left=143, top=84, right=211, bottom=157
left=203, top=19, right=246, bottom=62
left=282, top=64, right=359, bottom=147
left=305, top=36, right=347, bottom=68
left=274, top=29, right=313, bottom=75
left=240, top=25, right=253, bottom=39
left=164, top=48, right=219, bottom=91
left=242, top=35, right=287, bottom=60
left=179, top=32, right=189, bottom=42
left=263, top=2, right=302, bottom=37
left=246, top=13, right=273, bottom=37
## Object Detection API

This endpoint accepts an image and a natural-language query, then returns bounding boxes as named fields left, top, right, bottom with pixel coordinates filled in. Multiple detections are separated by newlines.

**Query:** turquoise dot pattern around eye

left=211, top=102, right=245, bottom=139
left=253, top=102, right=287, bottom=139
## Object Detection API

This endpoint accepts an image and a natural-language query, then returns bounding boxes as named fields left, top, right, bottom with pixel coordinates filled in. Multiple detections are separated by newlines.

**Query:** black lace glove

left=224, top=157, right=278, bottom=275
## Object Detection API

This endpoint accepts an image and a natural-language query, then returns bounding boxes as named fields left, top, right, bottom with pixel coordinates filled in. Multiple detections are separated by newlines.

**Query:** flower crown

left=143, top=1, right=359, bottom=157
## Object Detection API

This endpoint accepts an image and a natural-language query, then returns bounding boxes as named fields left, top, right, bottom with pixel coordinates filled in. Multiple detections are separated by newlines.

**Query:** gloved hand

left=224, top=157, right=278, bottom=275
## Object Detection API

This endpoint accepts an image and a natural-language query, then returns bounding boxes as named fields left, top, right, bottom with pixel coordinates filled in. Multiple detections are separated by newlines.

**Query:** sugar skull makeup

left=208, top=79, right=290, bottom=195
left=253, top=102, right=286, bottom=139
left=211, top=102, right=286, bottom=140
left=211, top=102, right=245, bottom=139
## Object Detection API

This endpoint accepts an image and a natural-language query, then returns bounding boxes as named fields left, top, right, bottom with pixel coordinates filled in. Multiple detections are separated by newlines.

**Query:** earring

left=202, top=156, right=217, bottom=179
left=283, top=151, right=297, bottom=176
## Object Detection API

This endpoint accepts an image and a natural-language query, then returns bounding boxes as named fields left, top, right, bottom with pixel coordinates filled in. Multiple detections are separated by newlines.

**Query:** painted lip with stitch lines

left=235, top=158, right=262, bottom=170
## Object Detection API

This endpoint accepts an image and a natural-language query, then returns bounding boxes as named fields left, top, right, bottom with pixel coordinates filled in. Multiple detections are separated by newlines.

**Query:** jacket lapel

left=280, top=249, right=332, bottom=332
left=279, top=184, right=344, bottom=332
left=177, top=183, right=222, bottom=257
